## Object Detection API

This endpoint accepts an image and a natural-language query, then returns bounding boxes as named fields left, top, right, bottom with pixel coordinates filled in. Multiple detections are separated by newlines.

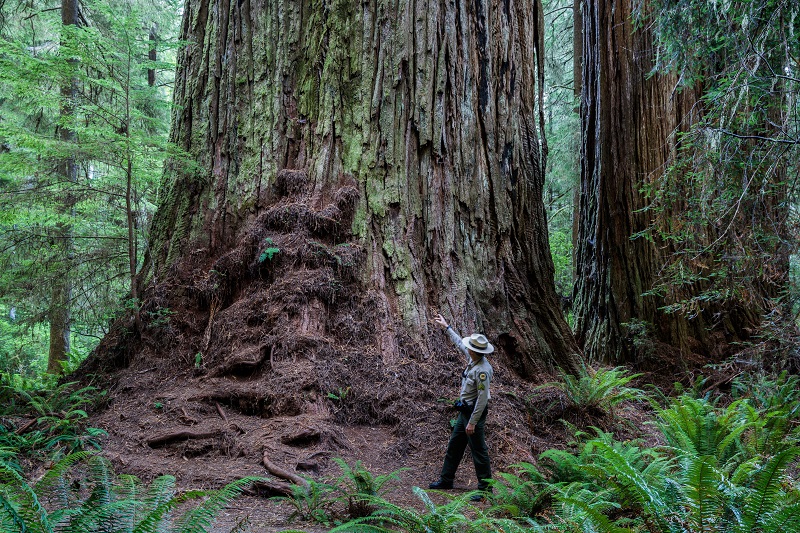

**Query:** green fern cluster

left=272, top=478, right=338, bottom=525
left=330, top=458, right=408, bottom=519
left=327, top=486, right=536, bottom=533
left=0, top=382, right=107, bottom=461
left=0, top=453, right=260, bottom=533
left=481, top=388, right=800, bottom=533
left=272, top=459, right=408, bottom=526
left=535, top=363, right=643, bottom=417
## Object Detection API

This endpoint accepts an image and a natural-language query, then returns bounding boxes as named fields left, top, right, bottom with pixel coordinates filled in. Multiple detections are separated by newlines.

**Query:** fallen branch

left=202, top=298, right=220, bottom=353
left=179, top=407, right=199, bottom=425
left=15, top=418, right=38, bottom=435
left=215, top=402, right=229, bottom=423
left=251, top=479, right=294, bottom=496
left=147, top=429, right=221, bottom=448
left=262, top=450, right=307, bottom=486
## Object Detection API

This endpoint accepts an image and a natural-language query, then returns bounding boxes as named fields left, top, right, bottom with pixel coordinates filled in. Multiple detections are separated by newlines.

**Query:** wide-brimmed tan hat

left=461, top=333, right=494, bottom=354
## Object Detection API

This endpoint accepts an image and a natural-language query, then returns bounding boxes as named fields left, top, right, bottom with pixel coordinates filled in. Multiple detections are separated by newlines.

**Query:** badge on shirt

left=478, top=372, right=487, bottom=382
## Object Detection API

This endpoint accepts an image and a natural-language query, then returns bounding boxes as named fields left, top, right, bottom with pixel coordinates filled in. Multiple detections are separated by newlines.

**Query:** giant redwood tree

left=573, top=0, right=788, bottom=365
left=142, top=0, right=581, bottom=377
left=573, top=0, right=703, bottom=364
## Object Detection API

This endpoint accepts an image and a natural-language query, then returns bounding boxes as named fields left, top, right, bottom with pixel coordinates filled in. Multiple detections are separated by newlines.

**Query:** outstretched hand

left=433, top=313, right=449, bottom=329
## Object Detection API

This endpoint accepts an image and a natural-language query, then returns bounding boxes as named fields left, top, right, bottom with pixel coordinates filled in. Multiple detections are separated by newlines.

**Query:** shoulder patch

left=478, top=372, right=487, bottom=381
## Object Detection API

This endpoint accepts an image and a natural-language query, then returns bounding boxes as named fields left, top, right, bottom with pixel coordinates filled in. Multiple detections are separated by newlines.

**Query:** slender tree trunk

left=571, top=0, right=582, bottom=283
left=148, top=23, right=157, bottom=88
left=145, top=0, right=581, bottom=374
left=48, top=0, right=79, bottom=374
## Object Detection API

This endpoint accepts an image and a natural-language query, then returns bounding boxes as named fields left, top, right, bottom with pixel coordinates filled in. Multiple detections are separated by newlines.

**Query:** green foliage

left=535, top=364, right=643, bottom=416
left=330, top=458, right=407, bottom=519
left=327, top=387, right=350, bottom=401
left=271, top=478, right=337, bottom=526
left=541, top=0, right=580, bottom=311
left=486, top=462, right=553, bottom=519
left=0, top=381, right=106, bottom=460
left=0, top=0, right=184, bottom=379
left=475, top=379, right=800, bottom=532
left=637, top=0, right=800, bottom=353
left=329, top=486, right=472, bottom=533
left=258, top=238, right=281, bottom=263
left=655, top=396, right=751, bottom=466
left=0, top=453, right=259, bottom=533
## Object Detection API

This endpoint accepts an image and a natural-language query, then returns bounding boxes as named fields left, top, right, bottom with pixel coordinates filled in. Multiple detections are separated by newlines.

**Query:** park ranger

left=429, top=313, right=494, bottom=501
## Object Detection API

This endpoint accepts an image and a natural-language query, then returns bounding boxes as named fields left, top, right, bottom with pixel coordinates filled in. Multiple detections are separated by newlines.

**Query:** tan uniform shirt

left=446, top=326, right=493, bottom=426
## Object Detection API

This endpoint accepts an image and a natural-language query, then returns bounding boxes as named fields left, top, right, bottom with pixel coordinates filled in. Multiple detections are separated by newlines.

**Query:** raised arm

left=434, top=314, right=469, bottom=361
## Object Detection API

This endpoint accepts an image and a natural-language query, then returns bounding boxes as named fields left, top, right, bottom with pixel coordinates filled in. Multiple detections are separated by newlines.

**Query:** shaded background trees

left=0, top=0, right=180, bottom=377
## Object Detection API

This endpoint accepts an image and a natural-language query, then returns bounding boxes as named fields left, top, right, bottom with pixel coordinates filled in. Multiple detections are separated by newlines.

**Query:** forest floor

left=76, top=170, right=726, bottom=531
left=84, top=340, right=679, bottom=533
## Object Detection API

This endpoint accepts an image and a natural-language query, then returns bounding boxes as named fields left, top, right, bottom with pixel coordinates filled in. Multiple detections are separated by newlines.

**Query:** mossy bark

left=147, top=0, right=581, bottom=375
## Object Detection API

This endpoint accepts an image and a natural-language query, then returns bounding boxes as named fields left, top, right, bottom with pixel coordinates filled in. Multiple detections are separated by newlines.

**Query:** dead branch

left=15, top=418, right=38, bottom=435
left=179, top=407, right=199, bottom=425
left=147, top=429, right=221, bottom=448
left=250, top=479, right=294, bottom=496
left=202, top=298, right=220, bottom=353
left=215, top=402, right=229, bottom=423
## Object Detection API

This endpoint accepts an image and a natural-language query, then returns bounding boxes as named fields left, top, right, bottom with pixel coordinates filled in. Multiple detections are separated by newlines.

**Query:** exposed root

left=251, top=479, right=294, bottom=496
left=215, top=402, right=229, bottom=423
left=262, top=450, right=308, bottom=486
left=147, top=429, right=222, bottom=448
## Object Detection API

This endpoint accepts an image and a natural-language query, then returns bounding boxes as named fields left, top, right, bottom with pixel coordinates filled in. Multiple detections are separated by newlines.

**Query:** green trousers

left=439, top=408, right=492, bottom=490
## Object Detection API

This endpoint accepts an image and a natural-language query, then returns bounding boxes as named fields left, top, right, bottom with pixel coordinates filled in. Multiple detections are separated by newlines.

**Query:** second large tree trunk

left=574, top=0, right=701, bottom=364
left=145, top=0, right=581, bottom=374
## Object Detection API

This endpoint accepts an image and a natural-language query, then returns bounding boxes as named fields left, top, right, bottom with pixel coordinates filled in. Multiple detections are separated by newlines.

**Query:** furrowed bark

left=146, top=0, right=581, bottom=374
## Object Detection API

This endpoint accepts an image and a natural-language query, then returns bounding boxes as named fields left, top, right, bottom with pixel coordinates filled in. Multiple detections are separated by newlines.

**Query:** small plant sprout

left=259, top=237, right=281, bottom=263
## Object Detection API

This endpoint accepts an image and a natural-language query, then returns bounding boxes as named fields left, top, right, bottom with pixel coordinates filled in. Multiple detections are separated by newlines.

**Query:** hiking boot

left=428, top=479, right=453, bottom=489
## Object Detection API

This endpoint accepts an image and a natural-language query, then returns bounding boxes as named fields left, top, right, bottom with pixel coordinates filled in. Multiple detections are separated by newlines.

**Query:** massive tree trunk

left=573, top=0, right=702, bottom=364
left=573, top=0, right=776, bottom=365
left=145, top=0, right=580, bottom=374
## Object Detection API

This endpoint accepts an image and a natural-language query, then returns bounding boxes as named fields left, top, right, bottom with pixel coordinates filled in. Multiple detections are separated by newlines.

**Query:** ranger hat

left=462, top=333, right=494, bottom=354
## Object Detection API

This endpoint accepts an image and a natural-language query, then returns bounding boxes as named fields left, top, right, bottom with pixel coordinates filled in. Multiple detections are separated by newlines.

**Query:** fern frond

left=0, top=492, right=30, bottom=533
left=557, top=497, right=633, bottom=533
left=682, top=454, right=726, bottom=532
left=1, top=460, right=50, bottom=532
left=759, top=500, right=800, bottom=533
left=740, top=447, right=800, bottom=531
left=140, top=475, right=176, bottom=518
left=586, top=440, right=670, bottom=529
left=33, top=452, right=90, bottom=499
left=133, top=489, right=206, bottom=533
left=170, top=476, right=260, bottom=533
